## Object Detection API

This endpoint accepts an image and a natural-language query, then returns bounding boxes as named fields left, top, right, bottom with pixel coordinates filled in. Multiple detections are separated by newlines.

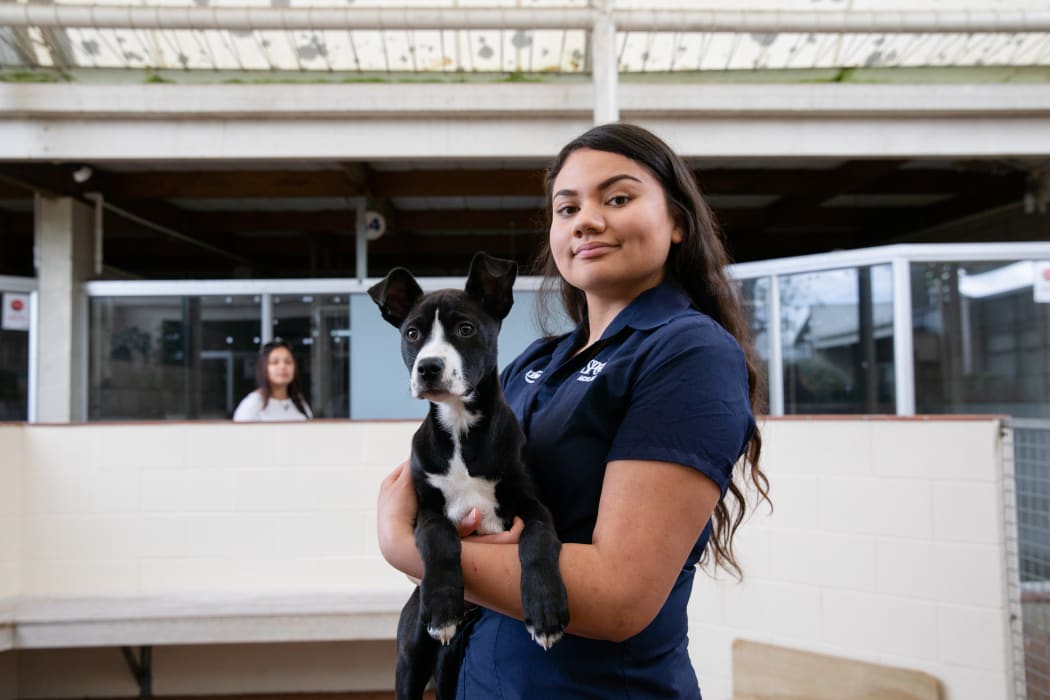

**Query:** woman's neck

left=575, top=296, right=630, bottom=356
left=577, top=279, right=663, bottom=355
left=269, top=386, right=289, bottom=400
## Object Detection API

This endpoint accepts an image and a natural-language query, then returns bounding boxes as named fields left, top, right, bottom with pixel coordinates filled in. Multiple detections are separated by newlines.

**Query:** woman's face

left=265, top=347, right=296, bottom=389
left=549, top=148, right=682, bottom=304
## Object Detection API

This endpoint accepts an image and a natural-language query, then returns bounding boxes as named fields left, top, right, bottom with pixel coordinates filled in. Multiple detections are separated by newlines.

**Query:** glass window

left=912, top=261, right=1050, bottom=418
left=739, top=277, right=771, bottom=404
left=271, top=294, right=350, bottom=418
left=0, top=291, right=30, bottom=420
left=90, top=295, right=261, bottom=420
left=780, top=265, right=896, bottom=414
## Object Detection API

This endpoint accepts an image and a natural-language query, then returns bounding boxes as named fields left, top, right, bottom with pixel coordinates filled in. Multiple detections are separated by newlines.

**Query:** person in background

left=378, top=122, right=770, bottom=699
left=233, top=340, right=312, bottom=421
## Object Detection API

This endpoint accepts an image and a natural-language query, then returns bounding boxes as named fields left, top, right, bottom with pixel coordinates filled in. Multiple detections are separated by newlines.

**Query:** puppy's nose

left=416, top=357, right=444, bottom=380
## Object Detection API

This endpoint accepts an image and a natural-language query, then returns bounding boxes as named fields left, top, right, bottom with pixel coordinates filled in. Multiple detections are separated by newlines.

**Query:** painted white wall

left=0, top=425, right=21, bottom=602
left=0, top=417, right=1017, bottom=699
left=14, top=421, right=413, bottom=596
left=690, top=418, right=1016, bottom=700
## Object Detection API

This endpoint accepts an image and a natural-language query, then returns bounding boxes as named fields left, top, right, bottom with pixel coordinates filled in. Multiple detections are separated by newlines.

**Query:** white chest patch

left=425, top=430, right=504, bottom=535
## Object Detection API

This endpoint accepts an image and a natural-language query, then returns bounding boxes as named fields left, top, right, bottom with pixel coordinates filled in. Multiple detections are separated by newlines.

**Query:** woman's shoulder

left=232, top=390, right=264, bottom=420
left=237, top=392, right=264, bottom=407
left=651, top=308, right=745, bottom=358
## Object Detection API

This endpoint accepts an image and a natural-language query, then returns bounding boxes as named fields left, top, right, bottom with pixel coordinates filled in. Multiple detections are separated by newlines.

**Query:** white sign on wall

left=1036, top=261, right=1050, bottom=303
left=1, top=293, right=30, bottom=331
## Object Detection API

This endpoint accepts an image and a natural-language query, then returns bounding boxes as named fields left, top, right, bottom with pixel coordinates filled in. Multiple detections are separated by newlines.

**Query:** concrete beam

left=2, top=83, right=1049, bottom=160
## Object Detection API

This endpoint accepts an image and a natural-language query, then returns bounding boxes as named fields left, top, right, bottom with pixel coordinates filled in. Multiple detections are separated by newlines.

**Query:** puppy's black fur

left=369, top=252, right=569, bottom=700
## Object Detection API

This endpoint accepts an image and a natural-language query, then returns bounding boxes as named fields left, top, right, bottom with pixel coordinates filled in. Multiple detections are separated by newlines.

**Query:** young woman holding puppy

left=378, top=123, right=769, bottom=698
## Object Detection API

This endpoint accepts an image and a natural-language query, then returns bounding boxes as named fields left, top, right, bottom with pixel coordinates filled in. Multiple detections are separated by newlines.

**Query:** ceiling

left=0, top=156, right=1042, bottom=279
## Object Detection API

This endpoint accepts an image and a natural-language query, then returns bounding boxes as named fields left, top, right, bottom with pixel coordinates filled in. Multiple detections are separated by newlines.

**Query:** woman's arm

left=377, top=457, right=720, bottom=643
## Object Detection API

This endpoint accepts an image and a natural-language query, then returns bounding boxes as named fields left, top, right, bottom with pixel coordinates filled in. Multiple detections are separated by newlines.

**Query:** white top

left=232, top=391, right=313, bottom=422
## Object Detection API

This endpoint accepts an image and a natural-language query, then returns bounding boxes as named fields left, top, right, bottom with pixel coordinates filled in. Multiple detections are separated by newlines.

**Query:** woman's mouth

left=574, top=242, right=615, bottom=259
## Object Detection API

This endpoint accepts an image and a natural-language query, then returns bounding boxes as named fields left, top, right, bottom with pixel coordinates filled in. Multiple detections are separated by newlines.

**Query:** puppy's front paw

left=421, top=590, right=463, bottom=646
left=526, top=624, right=564, bottom=651
left=427, top=620, right=459, bottom=645
left=523, top=583, right=569, bottom=651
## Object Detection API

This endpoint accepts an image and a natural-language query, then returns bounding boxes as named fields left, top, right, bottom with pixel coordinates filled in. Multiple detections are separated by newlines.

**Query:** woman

left=378, top=123, right=770, bottom=698
left=232, top=340, right=312, bottom=421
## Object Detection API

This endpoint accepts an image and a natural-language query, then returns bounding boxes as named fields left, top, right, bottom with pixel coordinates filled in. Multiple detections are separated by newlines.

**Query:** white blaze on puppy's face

left=410, top=309, right=469, bottom=399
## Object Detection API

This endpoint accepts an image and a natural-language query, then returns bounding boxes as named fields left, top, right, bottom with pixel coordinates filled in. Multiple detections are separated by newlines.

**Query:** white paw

left=527, top=626, right=563, bottom=651
left=427, top=622, right=458, bottom=645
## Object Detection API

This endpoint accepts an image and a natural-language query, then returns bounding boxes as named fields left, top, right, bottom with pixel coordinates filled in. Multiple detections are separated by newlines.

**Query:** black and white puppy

left=369, top=252, right=570, bottom=700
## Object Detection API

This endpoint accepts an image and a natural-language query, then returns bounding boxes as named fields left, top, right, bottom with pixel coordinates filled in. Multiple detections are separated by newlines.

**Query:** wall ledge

left=2, top=591, right=406, bottom=650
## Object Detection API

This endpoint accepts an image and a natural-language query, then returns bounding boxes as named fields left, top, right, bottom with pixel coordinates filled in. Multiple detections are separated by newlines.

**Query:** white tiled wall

left=0, top=418, right=1017, bottom=699
left=0, top=426, right=23, bottom=601
left=14, top=421, right=416, bottom=597
left=688, top=418, right=1015, bottom=700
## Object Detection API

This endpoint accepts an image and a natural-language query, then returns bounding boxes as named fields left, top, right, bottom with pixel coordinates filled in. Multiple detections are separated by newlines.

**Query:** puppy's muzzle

left=413, top=357, right=448, bottom=395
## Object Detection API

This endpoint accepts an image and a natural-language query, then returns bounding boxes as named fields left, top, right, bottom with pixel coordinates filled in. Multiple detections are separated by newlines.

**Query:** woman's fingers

left=382, top=459, right=410, bottom=487
left=457, top=507, right=481, bottom=537
left=465, top=516, right=524, bottom=545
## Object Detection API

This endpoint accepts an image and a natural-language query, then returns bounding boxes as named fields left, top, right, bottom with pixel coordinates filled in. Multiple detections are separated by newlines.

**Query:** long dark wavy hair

left=535, top=122, right=771, bottom=579
left=255, top=340, right=310, bottom=418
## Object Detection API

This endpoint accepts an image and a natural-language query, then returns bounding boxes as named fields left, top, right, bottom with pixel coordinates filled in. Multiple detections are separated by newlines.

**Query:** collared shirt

left=456, top=281, right=755, bottom=699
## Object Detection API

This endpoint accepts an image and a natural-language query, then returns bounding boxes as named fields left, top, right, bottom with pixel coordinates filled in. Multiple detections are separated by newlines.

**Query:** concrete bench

left=0, top=591, right=406, bottom=696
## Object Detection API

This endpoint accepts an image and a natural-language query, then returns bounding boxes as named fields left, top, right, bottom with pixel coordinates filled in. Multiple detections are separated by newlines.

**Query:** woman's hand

left=376, top=459, right=421, bottom=575
left=457, top=507, right=525, bottom=545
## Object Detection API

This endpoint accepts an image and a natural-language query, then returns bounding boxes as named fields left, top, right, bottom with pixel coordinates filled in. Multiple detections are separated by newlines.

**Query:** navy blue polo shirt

left=455, top=281, right=755, bottom=700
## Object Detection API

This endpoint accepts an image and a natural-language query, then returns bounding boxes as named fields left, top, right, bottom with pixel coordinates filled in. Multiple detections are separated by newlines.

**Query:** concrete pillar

left=34, top=195, right=93, bottom=422
left=591, top=0, right=619, bottom=125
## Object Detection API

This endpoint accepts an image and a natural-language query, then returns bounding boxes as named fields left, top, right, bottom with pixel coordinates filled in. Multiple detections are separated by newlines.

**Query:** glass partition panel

left=779, top=265, right=895, bottom=414
left=0, top=291, right=30, bottom=420
left=912, top=261, right=1050, bottom=418
left=739, top=277, right=771, bottom=404
left=90, top=295, right=261, bottom=420
left=271, top=294, right=350, bottom=418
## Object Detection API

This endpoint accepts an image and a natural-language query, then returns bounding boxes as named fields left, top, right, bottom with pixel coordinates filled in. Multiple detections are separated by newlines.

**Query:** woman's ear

left=671, top=226, right=684, bottom=244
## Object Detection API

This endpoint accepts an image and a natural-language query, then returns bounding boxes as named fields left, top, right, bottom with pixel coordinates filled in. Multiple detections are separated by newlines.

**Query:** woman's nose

left=573, top=201, right=605, bottom=236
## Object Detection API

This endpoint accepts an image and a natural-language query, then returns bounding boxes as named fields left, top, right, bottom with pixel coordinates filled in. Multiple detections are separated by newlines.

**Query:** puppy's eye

left=405, top=327, right=420, bottom=342
left=457, top=323, right=476, bottom=337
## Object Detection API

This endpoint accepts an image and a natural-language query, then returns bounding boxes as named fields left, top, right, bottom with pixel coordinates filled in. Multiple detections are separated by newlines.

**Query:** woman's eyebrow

left=553, top=173, right=643, bottom=199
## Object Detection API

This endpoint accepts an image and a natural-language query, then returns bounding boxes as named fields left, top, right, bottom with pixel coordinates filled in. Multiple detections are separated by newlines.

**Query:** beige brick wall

left=0, top=426, right=22, bottom=601
left=0, top=418, right=1018, bottom=700
left=13, top=421, right=416, bottom=598
left=689, top=418, right=1014, bottom=700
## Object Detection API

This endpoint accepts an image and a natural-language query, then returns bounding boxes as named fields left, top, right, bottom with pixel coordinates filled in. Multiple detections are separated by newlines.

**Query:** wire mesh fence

left=1012, top=418, right=1050, bottom=700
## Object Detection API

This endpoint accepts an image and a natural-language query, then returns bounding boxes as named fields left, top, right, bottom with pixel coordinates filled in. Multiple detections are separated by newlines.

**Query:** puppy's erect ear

left=465, top=251, right=518, bottom=322
left=368, top=268, right=424, bottom=328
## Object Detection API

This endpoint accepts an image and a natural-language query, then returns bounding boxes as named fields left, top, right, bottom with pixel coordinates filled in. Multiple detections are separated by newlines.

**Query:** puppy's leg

left=432, top=608, right=473, bottom=700
left=515, top=498, right=570, bottom=650
left=415, top=507, right=465, bottom=644
left=396, top=587, right=438, bottom=700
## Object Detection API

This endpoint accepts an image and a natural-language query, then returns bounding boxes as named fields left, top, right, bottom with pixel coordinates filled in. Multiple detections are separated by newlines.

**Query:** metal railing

left=1010, top=418, right=1050, bottom=699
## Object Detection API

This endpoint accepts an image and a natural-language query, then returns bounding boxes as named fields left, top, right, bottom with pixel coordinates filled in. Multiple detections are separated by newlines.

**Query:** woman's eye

left=608, top=195, right=630, bottom=206
left=556, top=204, right=578, bottom=216
left=405, top=328, right=420, bottom=342
left=457, top=323, right=476, bottom=337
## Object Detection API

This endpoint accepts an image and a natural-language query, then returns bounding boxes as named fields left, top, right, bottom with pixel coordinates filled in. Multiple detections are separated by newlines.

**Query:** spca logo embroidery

left=577, top=359, right=605, bottom=383
left=525, top=369, right=544, bottom=384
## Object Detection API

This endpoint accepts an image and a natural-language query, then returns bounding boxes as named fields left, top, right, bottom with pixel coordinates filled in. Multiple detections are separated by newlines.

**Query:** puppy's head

left=368, top=252, right=518, bottom=403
